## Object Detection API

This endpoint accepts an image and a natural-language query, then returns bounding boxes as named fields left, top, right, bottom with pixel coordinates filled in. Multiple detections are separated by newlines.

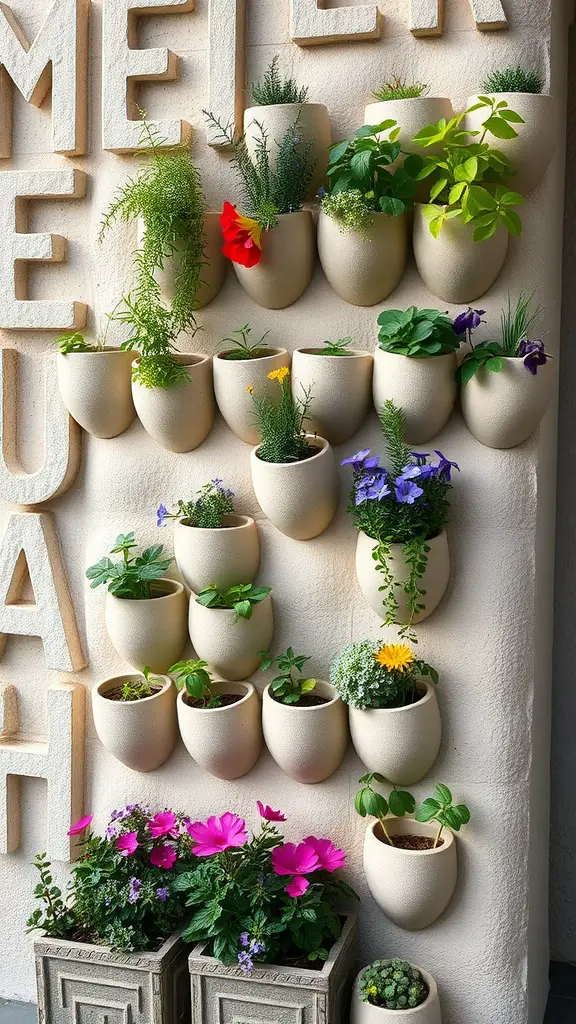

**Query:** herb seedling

left=260, top=647, right=317, bottom=704
left=316, top=337, right=353, bottom=356
left=220, top=324, right=271, bottom=360
left=415, top=783, right=471, bottom=848
left=170, top=658, right=221, bottom=708
left=86, top=533, right=172, bottom=600
left=196, top=583, right=271, bottom=622
left=354, top=773, right=415, bottom=847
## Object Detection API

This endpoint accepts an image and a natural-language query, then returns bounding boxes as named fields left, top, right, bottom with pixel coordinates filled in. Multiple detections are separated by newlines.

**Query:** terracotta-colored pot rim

left=95, top=673, right=173, bottom=705
left=177, top=514, right=255, bottom=533
left=251, top=434, right=330, bottom=467
left=368, top=818, right=455, bottom=856
left=350, top=681, right=434, bottom=717
left=263, top=679, right=341, bottom=711
left=214, top=347, right=288, bottom=363
left=107, top=578, right=185, bottom=604
left=191, top=591, right=272, bottom=613
left=295, top=347, right=372, bottom=360
left=177, top=680, right=255, bottom=713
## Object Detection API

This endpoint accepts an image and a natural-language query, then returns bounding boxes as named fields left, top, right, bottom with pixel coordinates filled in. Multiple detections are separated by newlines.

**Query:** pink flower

left=187, top=813, right=248, bottom=857
left=257, top=801, right=286, bottom=822
left=271, top=842, right=319, bottom=877
left=147, top=811, right=178, bottom=840
left=285, top=875, right=309, bottom=898
left=117, top=832, right=138, bottom=857
left=150, top=844, right=177, bottom=870
left=67, top=814, right=93, bottom=836
left=303, top=837, right=346, bottom=873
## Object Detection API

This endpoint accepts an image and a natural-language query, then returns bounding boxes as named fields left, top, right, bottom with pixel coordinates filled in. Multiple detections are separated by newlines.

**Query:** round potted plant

left=261, top=647, right=348, bottom=783
left=92, top=666, right=178, bottom=773
left=212, top=324, right=291, bottom=444
left=364, top=76, right=453, bottom=167
left=157, top=479, right=260, bottom=593
left=351, top=959, right=441, bottom=1024
left=330, top=639, right=440, bottom=785
left=173, top=659, right=262, bottom=779
left=342, top=402, right=457, bottom=641
left=457, top=297, right=554, bottom=449
left=355, top=775, right=470, bottom=929
left=249, top=366, right=339, bottom=540
left=188, top=583, right=273, bottom=680
left=131, top=351, right=216, bottom=453
left=55, top=329, right=136, bottom=439
left=86, top=531, right=188, bottom=672
left=373, top=306, right=460, bottom=443
left=291, top=337, right=373, bottom=445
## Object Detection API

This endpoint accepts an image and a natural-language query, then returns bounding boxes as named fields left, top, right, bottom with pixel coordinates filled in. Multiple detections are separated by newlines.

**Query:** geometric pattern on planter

left=0, top=680, right=84, bottom=860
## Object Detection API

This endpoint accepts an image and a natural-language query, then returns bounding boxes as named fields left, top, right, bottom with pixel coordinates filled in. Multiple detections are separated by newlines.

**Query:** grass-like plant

left=372, top=76, right=428, bottom=102
left=116, top=667, right=162, bottom=702
left=250, top=366, right=314, bottom=463
left=220, top=324, right=271, bottom=360
left=456, top=297, right=551, bottom=383
left=481, top=65, right=544, bottom=94
left=316, top=336, right=353, bottom=356
left=251, top=55, right=308, bottom=106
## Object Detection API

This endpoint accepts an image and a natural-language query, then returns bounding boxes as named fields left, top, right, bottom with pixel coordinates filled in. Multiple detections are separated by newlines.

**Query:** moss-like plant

left=252, top=55, right=308, bottom=106
left=359, top=960, right=428, bottom=1010
left=481, top=66, right=544, bottom=94
left=372, top=76, right=428, bottom=102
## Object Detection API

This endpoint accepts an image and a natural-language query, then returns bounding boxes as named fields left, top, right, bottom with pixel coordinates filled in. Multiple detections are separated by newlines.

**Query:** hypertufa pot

left=262, top=679, right=348, bottom=783
left=349, top=683, right=441, bottom=786
left=177, top=679, right=262, bottom=779
left=188, top=592, right=274, bottom=681
left=250, top=435, right=339, bottom=540
left=355, top=531, right=450, bottom=625
left=291, top=347, right=373, bottom=446
left=174, top=515, right=260, bottom=593
left=244, top=102, right=331, bottom=198
left=233, top=212, right=315, bottom=309
left=56, top=349, right=136, bottom=439
left=460, top=357, right=553, bottom=449
left=132, top=354, right=215, bottom=453
left=318, top=210, right=408, bottom=306
left=137, top=212, right=227, bottom=308
left=413, top=204, right=508, bottom=304
left=92, top=672, right=178, bottom=772
left=104, top=579, right=188, bottom=673
left=213, top=347, right=291, bottom=445
left=350, top=965, right=442, bottom=1024
left=372, top=348, right=457, bottom=444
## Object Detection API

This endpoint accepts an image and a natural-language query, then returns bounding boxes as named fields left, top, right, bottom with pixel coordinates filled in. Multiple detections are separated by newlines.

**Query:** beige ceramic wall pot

left=92, top=673, right=177, bottom=773
left=132, top=354, right=215, bottom=453
left=177, top=680, right=262, bottom=779
left=318, top=210, right=408, bottom=306
left=413, top=204, right=508, bottom=303
left=350, top=966, right=442, bottom=1024
left=373, top=348, right=457, bottom=443
left=213, top=347, right=291, bottom=444
left=188, top=592, right=274, bottom=681
left=262, top=679, right=348, bottom=783
left=464, top=93, right=558, bottom=195
left=244, top=103, right=331, bottom=197
left=365, top=97, right=454, bottom=161
left=349, top=684, right=441, bottom=785
left=356, top=531, right=449, bottom=624
left=104, top=579, right=188, bottom=673
left=250, top=436, right=339, bottom=540
left=174, top=515, right=260, bottom=592
left=461, top=358, right=553, bottom=449
left=56, top=350, right=136, bottom=439
left=137, top=213, right=226, bottom=308
left=363, top=818, right=457, bottom=930
left=233, top=212, right=315, bottom=309
left=291, top=348, right=373, bottom=445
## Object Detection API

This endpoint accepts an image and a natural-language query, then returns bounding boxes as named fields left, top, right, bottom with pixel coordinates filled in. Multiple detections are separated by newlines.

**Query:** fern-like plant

left=250, top=366, right=314, bottom=463
left=252, top=56, right=308, bottom=106
left=481, top=66, right=544, bottom=94
left=372, top=76, right=428, bottom=102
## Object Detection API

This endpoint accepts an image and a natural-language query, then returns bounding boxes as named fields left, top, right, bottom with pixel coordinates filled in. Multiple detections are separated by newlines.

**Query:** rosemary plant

left=252, top=56, right=308, bottom=106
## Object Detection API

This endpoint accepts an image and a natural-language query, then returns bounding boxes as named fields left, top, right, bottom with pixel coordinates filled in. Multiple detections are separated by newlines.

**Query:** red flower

left=220, top=202, right=263, bottom=268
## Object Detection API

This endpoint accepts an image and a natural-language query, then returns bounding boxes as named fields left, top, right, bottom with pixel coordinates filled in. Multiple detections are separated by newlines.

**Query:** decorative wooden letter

left=102, top=0, right=195, bottom=153
left=0, top=0, right=89, bottom=157
left=207, top=0, right=245, bottom=147
left=0, top=168, right=86, bottom=331
left=290, top=0, right=382, bottom=45
left=410, top=0, right=507, bottom=35
left=0, top=512, right=86, bottom=672
left=0, top=681, right=85, bottom=860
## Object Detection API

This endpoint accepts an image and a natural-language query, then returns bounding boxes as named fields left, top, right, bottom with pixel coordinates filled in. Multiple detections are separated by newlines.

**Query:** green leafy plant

left=259, top=647, right=317, bottom=704
left=319, top=190, right=375, bottom=233
left=196, top=583, right=271, bottom=622
left=481, top=66, right=544, bottom=95
left=377, top=306, right=460, bottom=357
left=457, top=296, right=551, bottom=383
left=156, top=480, right=236, bottom=529
left=26, top=853, right=76, bottom=939
left=330, top=639, right=438, bottom=710
left=251, top=55, right=308, bottom=106
left=358, top=959, right=429, bottom=1010
left=85, top=532, right=172, bottom=599
left=315, top=336, right=354, bottom=356
left=251, top=366, right=314, bottom=463
left=117, top=666, right=162, bottom=702
left=372, top=76, right=428, bottom=102
left=54, top=331, right=96, bottom=354
left=415, top=783, right=471, bottom=848
left=354, top=773, right=415, bottom=848
left=170, top=658, right=221, bottom=708
left=219, top=324, right=272, bottom=360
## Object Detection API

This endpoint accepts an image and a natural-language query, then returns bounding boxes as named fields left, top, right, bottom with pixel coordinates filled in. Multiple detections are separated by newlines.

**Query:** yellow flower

left=374, top=644, right=415, bottom=673
left=267, top=366, right=290, bottom=384
left=246, top=385, right=254, bottom=394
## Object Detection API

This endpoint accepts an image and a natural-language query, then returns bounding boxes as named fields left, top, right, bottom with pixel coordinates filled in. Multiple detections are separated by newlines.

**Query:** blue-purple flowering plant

left=157, top=479, right=235, bottom=530
left=457, top=294, right=552, bottom=384
left=342, top=401, right=458, bottom=642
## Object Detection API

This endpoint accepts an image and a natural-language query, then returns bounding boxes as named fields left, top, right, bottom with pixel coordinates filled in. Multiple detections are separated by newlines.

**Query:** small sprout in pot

left=260, top=647, right=320, bottom=705
left=219, top=324, right=272, bottom=361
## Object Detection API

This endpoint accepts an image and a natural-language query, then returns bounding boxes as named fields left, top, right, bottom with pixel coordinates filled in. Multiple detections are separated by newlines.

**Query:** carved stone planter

left=34, top=931, right=190, bottom=1024
left=188, top=913, right=357, bottom=1024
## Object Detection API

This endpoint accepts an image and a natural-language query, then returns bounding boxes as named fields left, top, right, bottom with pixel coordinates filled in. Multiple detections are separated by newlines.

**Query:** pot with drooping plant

left=188, top=583, right=274, bottom=681
left=205, top=111, right=317, bottom=309
left=213, top=324, right=291, bottom=444
left=364, top=77, right=453, bottom=166
left=261, top=647, right=348, bottom=783
left=458, top=297, right=554, bottom=449
left=373, top=306, right=460, bottom=443
left=351, top=959, right=442, bottom=1024
left=173, top=658, right=263, bottom=779
left=158, top=479, right=260, bottom=593
left=249, top=367, right=339, bottom=539
left=343, top=402, right=457, bottom=640
left=291, top=337, right=373, bottom=445
left=55, top=325, right=137, bottom=439
left=244, top=55, right=331, bottom=198
left=86, top=532, right=188, bottom=672
left=330, top=640, right=440, bottom=784
left=92, top=666, right=178, bottom=772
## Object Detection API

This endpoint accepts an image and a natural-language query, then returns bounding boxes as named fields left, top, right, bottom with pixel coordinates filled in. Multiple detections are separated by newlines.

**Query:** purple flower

left=250, top=940, right=265, bottom=955
left=105, top=822, right=119, bottom=840
left=155, top=887, right=169, bottom=902
left=156, top=504, right=168, bottom=528
left=411, top=451, right=430, bottom=465
left=453, top=308, right=486, bottom=335
left=317, top=186, right=327, bottom=198
left=395, top=477, right=424, bottom=504
left=211, top=478, right=223, bottom=487
left=128, top=878, right=142, bottom=904
left=400, top=464, right=422, bottom=480
left=434, top=450, right=460, bottom=481
left=239, top=932, right=250, bottom=947
left=518, top=339, right=550, bottom=376
left=341, top=449, right=372, bottom=469
left=238, top=951, right=254, bottom=973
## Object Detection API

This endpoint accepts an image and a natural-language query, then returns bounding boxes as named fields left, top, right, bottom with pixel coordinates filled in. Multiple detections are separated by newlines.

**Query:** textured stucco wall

left=0, top=1, right=570, bottom=1020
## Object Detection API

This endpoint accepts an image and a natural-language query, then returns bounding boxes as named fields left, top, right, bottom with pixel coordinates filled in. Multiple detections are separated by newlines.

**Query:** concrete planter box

left=34, top=931, right=190, bottom=1024
left=188, top=913, right=357, bottom=1024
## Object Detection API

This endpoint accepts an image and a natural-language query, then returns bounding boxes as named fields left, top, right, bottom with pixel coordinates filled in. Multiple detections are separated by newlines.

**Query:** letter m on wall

left=0, top=0, right=89, bottom=157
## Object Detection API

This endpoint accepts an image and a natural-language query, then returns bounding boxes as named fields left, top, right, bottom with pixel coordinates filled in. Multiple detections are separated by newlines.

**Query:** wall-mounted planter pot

left=460, top=358, right=553, bottom=449
left=132, top=354, right=215, bottom=453
left=356, top=530, right=449, bottom=625
left=349, top=683, right=441, bottom=786
left=233, top=212, right=315, bottom=309
left=373, top=348, right=457, bottom=443
left=364, top=97, right=454, bottom=160
left=413, top=204, right=508, bottom=304
left=92, top=672, right=177, bottom=773
left=244, top=102, right=331, bottom=198
left=188, top=592, right=274, bottom=681
left=177, top=679, right=262, bottom=779
left=213, top=347, right=291, bottom=444
left=464, top=93, right=558, bottom=196
left=174, top=515, right=260, bottom=593
left=34, top=931, right=190, bottom=1024
left=138, top=212, right=227, bottom=309
left=262, top=679, right=348, bottom=783
left=104, top=579, right=188, bottom=673
left=317, top=210, right=407, bottom=306
left=350, top=965, right=442, bottom=1024
left=56, top=349, right=136, bottom=439
left=291, top=348, right=373, bottom=445
left=250, top=436, right=339, bottom=540
left=363, top=818, right=457, bottom=930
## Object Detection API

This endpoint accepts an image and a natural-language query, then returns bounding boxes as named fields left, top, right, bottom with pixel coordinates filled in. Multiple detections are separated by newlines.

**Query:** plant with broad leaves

left=315, top=336, right=354, bottom=356
left=415, top=783, right=471, bottom=848
left=354, top=772, right=415, bottom=848
left=169, top=658, right=221, bottom=708
left=260, top=647, right=317, bottom=704
left=196, top=583, right=271, bottom=622
left=26, top=853, right=76, bottom=939
left=54, top=331, right=96, bottom=354
left=456, top=295, right=552, bottom=384
left=85, top=533, right=172, bottom=600
left=220, top=324, right=272, bottom=361
left=377, top=306, right=460, bottom=358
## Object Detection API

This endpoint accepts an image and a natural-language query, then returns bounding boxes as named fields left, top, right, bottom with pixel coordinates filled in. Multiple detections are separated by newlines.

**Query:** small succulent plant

left=358, top=959, right=428, bottom=1009
left=481, top=66, right=544, bottom=94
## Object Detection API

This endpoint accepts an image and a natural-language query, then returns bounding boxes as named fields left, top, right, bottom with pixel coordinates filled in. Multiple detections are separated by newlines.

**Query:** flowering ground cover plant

left=172, top=803, right=358, bottom=967
left=156, top=479, right=235, bottom=529
left=27, top=806, right=196, bottom=952
left=355, top=774, right=471, bottom=850
left=195, top=583, right=271, bottom=621
left=377, top=306, right=460, bottom=357
left=260, top=647, right=318, bottom=704
left=330, top=640, right=438, bottom=710
left=250, top=366, right=315, bottom=463
left=358, top=959, right=429, bottom=1010
left=86, top=532, right=172, bottom=599
left=456, top=295, right=552, bottom=383
left=219, top=323, right=272, bottom=360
